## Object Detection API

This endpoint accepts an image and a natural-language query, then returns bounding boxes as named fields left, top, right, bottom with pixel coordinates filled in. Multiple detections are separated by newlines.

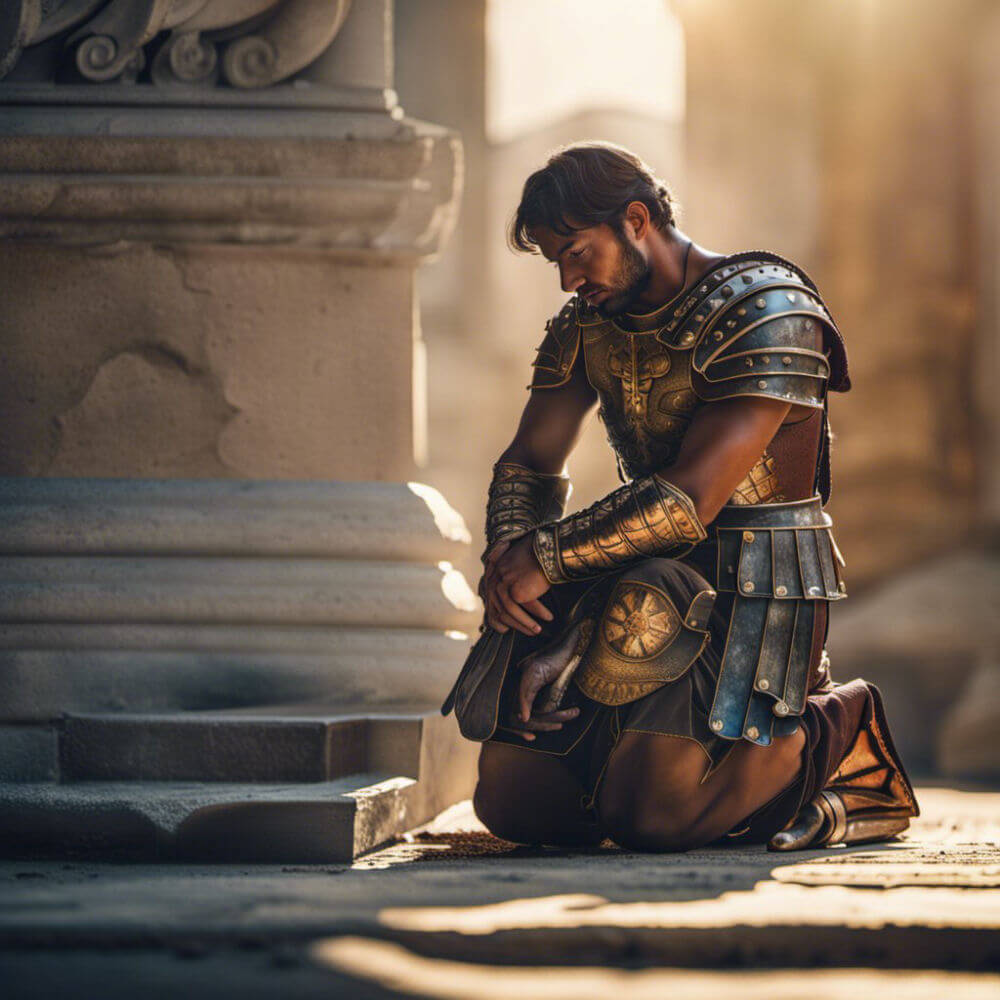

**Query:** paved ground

left=0, top=784, right=998, bottom=998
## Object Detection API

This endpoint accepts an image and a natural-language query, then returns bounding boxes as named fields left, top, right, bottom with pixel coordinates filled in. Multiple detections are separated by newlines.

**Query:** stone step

left=0, top=556, right=476, bottom=629
left=0, top=712, right=477, bottom=862
left=0, top=478, right=471, bottom=563
left=58, top=712, right=427, bottom=783
left=0, top=625, right=468, bottom=719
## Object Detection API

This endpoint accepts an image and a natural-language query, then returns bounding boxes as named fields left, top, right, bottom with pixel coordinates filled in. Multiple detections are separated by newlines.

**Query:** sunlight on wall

left=486, top=0, right=685, bottom=144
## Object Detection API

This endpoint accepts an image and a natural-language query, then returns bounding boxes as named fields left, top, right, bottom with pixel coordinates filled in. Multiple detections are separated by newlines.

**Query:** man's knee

left=598, top=783, right=707, bottom=852
left=596, top=735, right=714, bottom=852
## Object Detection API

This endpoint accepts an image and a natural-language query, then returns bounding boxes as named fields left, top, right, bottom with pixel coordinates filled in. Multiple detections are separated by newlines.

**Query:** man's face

left=532, top=221, right=651, bottom=317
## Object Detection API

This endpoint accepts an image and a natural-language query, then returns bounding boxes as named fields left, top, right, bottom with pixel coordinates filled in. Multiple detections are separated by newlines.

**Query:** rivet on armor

left=688, top=619, right=698, bottom=627
left=782, top=356, right=792, bottom=365
left=774, top=701, right=789, bottom=717
left=680, top=332, right=695, bottom=345
left=786, top=293, right=796, bottom=302
left=838, top=580, right=848, bottom=593
left=746, top=726, right=760, bottom=740
left=742, top=580, right=755, bottom=593
left=708, top=590, right=716, bottom=597
left=757, top=379, right=768, bottom=389
left=709, top=299, right=723, bottom=311
left=714, top=330, right=724, bottom=340
left=742, top=274, right=753, bottom=284
left=761, top=356, right=770, bottom=365
left=746, top=358, right=754, bottom=367
left=809, top=585, right=822, bottom=596
left=700, top=285, right=709, bottom=293
left=727, top=564, right=735, bottom=573
left=755, top=297, right=767, bottom=309
left=743, top=531, right=755, bottom=543
left=726, top=320, right=737, bottom=329
left=775, top=585, right=788, bottom=597
left=757, top=679, right=770, bottom=691
left=721, top=286, right=734, bottom=298
left=711, top=719, right=724, bottom=732
left=737, top=307, right=747, bottom=316
left=694, top=314, right=705, bottom=322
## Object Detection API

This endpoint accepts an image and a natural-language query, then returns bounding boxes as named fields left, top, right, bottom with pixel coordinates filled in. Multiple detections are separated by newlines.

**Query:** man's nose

left=559, top=262, right=584, bottom=295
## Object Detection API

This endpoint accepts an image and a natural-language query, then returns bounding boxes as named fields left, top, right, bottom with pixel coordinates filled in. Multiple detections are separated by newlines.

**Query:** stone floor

left=1, top=784, right=998, bottom=998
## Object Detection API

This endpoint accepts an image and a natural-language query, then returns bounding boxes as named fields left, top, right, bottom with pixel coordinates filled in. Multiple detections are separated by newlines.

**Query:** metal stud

left=775, top=585, right=788, bottom=597
left=761, top=356, right=770, bottom=365
left=742, top=580, right=755, bottom=593
left=746, top=726, right=760, bottom=740
left=714, top=330, right=724, bottom=340
left=786, top=293, right=796, bottom=302
left=737, top=308, right=747, bottom=316
left=773, top=701, right=789, bottom=717
left=757, top=379, right=768, bottom=389
left=746, top=358, right=754, bottom=367
left=782, top=356, right=792, bottom=365
left=709, top=299, right=722, bottom=310
left=742, top=274, right=753, bottom=284
left=700, top=285, right=709, bottom=293
left=838, top=580, right=848, bottom=594
left=743, top=531, right=755, bottom=543
left=727, top=565, right=735, bottom=574
left=755, top=297, right=766, bottom=308
left=711, top=719, right=724, bottom=732
left=808, top=585, right=822, bottom=596
left=680, top=332, right=695, bottom=346
left=726, top=319, right=737, bottom=328
left=721, top=286, right=734, bottom=298
left=694, top=314, right=705, bottom=322
left=757, top=678, right=770, bottom=691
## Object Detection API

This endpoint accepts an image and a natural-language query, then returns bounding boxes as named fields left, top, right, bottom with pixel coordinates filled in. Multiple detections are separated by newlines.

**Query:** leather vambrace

left=484, top=461, right=572, bottom=559
left=532, top=475, right=706, bottom=584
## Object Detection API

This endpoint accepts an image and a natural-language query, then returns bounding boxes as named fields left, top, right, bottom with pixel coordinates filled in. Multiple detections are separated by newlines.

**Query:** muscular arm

left=665, top=395, right=792, bottom=526
left=496, top=344, right=598, bottom=474
left=482, top=349, right=597, bottom=634
left=488, top=393, right=793, bottom=629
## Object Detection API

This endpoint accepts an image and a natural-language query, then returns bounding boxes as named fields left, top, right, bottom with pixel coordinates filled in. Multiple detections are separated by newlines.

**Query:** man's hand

left=481, top=534, right=553, bottom=636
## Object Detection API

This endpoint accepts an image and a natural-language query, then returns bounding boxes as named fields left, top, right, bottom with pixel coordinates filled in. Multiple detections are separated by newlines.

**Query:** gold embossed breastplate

left=582, top=324, right=700, bottom=479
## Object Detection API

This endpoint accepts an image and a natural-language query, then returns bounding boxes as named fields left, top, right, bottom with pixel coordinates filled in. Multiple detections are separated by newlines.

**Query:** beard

left=593, top=234, right=652, bottom=317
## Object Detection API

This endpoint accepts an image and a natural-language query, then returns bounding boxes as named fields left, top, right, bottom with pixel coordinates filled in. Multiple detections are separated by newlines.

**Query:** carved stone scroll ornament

left=0, top=0, right=353, bottom=88
left=220, top=0, right=351, bottom=89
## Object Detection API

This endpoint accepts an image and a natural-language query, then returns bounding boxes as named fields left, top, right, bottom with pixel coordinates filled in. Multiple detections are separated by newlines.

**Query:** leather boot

left=769, top=682, right=918, bottom=851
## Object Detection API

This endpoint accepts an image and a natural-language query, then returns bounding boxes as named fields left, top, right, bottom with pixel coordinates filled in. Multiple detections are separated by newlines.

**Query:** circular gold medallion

left=602, top=583, right=680, bottom=660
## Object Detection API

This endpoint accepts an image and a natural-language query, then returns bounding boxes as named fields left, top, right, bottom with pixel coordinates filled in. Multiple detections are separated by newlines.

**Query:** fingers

left=508, top=706, right=581, bottom=741
left=518, top=664, right=549, bottom=722
left=520, top=598, right=554, bottom=622
left=497, top=582, right=542, bottom=637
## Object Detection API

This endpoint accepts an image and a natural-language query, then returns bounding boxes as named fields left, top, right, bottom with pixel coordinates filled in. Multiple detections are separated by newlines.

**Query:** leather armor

left=530, top=250, right=849, bottom=501
left=525, top=250, right=851, bottom=745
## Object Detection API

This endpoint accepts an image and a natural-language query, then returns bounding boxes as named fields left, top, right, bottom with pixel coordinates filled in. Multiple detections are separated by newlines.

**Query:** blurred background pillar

left=0, top=0, right=480, bottom=861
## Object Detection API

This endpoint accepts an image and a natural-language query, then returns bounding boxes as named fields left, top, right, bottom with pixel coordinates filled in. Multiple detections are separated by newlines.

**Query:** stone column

left=0, top=0, right=479, bottom=861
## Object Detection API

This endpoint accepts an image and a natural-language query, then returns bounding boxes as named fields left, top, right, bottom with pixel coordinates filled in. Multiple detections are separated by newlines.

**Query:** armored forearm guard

left=532, top=475, right=706, bottom=584
left=484, top=462, right=572, bottom=558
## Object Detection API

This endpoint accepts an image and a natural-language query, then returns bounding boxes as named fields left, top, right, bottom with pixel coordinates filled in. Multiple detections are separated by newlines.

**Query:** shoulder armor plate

left=529, top=298, right=582, bottom=390
left=656, top=251, right=849, bottom=397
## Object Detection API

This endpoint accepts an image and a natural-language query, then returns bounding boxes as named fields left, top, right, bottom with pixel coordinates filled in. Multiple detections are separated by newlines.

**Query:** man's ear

left=623, top=201, right=651, bottom=241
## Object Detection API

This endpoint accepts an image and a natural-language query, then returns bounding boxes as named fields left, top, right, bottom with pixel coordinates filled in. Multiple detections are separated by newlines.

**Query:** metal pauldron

left=531, top=475, right=706, bottom=584
left=484, top=462, right=571, bottom=558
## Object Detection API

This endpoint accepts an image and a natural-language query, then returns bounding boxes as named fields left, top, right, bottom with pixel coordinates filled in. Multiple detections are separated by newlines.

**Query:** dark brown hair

left=508, top=142, right=678, bottom=253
